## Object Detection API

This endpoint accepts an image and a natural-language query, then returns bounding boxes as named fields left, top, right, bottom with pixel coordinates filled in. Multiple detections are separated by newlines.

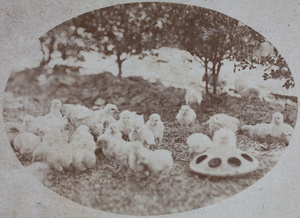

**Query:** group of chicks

left=176, top=104, right=294, bottom=158
left=6, top=99, right=172, bottom=177
left=6, top=99, right=294, bottom=180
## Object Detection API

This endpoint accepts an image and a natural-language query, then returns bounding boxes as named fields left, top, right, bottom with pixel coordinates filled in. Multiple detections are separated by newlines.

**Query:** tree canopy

left=39, top=2, right=294, bottom=91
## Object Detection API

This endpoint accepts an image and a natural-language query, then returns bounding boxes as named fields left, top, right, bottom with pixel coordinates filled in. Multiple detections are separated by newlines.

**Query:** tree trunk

left=116, top=54, right=123, bottom=77
left=212, top=61, right=217, bottom=94
left=204, top=58, right=209, bottom=95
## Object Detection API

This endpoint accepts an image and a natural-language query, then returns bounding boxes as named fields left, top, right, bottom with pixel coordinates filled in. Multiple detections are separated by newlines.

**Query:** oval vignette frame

left=0, top=0, right=299, bottom=218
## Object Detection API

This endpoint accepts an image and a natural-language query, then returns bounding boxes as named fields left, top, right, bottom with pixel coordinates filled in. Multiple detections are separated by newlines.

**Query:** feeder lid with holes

left=189, top=146, right=259, bottom=177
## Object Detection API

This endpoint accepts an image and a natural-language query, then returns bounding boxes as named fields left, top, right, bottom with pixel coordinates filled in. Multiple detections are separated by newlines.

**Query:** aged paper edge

left=0, top=0, right=299, bottom=217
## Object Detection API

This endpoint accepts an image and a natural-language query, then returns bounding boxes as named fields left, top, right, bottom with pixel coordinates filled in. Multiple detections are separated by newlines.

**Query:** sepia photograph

left=1, top=0, right=299, bottom=217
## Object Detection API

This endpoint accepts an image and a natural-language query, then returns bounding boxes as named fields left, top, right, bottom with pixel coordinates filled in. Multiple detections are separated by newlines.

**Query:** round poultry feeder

left=189, top=146, right=259, bottom=177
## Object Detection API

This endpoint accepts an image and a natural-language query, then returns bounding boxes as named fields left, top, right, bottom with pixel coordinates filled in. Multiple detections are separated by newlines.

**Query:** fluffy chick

left=117, top=110, right=144, bottom=137
left=271, top=112, right=284, bottom=126
left=135, top=148, right=173, bottom=174
left=176, top=105, right=196, bottom=126
left=186, top=133, right=213, bottom=154
left=46, top=141, right=73, bottom=172
left=36, top=114, right=68, bottom=136
left=206, top=113, right=240, bottom=134
left=185, top=82, right=204, bottom=106
left=94, top=103, right=119, bottom=127
left=104, top=122, right=123, bottom=140
left=20, top=115, right=39, bottom=134
left=129, top=119, right=156, bottom=148
left=97, top=135, right=144, bottom=168
left=212, top=128, right=237, bottom=148
left=72, top=149, right=96, bottom=171
left=240, top=112, right=293, bottom=144
left=33, top=128, right=72, bottom=171
left=62, top=104, right=93, bottom=126
left=70, top=125, right=96, bottom=152
left=50, top=99, right=63, bottom=118
left=145, top=113, right=164, bottom=144
left=13, top=132, right=41, bottom=156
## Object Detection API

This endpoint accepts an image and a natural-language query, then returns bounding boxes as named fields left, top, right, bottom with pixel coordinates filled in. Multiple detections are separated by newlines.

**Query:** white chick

left=186, top=133, right=213, bottom=154
left=13, top=132, right=41, bottom=156
left=72, top=149, right=96, bottom=171
left=32, top=128, right=67, bottom=162
left=135, top=148, right=173, bottom=174
left=33, top=128, right=72, bottom=171
left=33, top=126, right=70, bottom=161
left=185, top=82, right=204, bottom=106
left=128, top=146, right=149, bottom=173
left=70, top=125, right=96, bottom=152
left=36, top=114, right=68, bottom=136
left=94, top=103, right=119, bottom=127
left=145, top=113, right=164, bottom=144
left=240, top=112, right=293, bottom=144
left=46, top=141, right=73, bottom=172
left=206, top=113, right=240, bottom=134
left=97, top=135, right=143, bottom=168
left=20, top=115, right=39, bottom=134
left=271, top=112, right=284, bottom=126
left=281, top=123, right=294, bottom=144
left=88, top=122, right=105, bottom=137
left=50, top=99, right=63, bottom=118
left=239, top=124, right=270, bottom=143
left=212, top=128, right=237, bottom=148
left=96, top=134, right=117, bottom=159
left=117, top=110, right=143, bottom=137
left=104, top=122, right=123, bottom=140
left=32, top=140, right=51, bottom=162
left=176, top=105, right=196, bottom=126
left=129, top=119, right=155, bottom=148
left=62, top=104, right=93, bottom=126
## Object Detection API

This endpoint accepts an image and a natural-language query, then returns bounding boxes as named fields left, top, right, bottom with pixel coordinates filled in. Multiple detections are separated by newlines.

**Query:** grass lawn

left=3, top=70, right=297, bottom=216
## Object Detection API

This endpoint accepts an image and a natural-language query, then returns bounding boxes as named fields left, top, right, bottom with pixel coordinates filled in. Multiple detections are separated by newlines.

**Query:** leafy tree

left=261, top=49, right=295, bottom=89
left=38, top=2, right=293, bottom=93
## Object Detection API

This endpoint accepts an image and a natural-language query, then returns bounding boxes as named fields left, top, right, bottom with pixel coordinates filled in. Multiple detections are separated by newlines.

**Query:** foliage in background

left=38, top=2, right=295, bottom=95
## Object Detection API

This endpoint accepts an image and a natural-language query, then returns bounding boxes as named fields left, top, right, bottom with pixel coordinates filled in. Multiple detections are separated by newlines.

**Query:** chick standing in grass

left=212, top=128, right=237, bottom=148
left=117, top=110, right=144, bottom=138
left=13, top=131, right=41, bottom=157
left=35, top=99, right=68, bottom=135
left=240, top=112, right=293, bottom=144
left=104, top=122, right=123, bottom=140
left=50, top=99, right=63, bottom=118
left=186, top=133, right=213, bottom=154
left=70, top=125, right=96, bottom=151
left=206, top=113, right=240, bottom=134
left=145, top=113, right=164, bottom=144
left=185, top=82, right=204, bottom=107
left=62, top=103, right=93, bottom=127
left=70, top=125, right=97, bottom=171
left=36, top=128, right=72, bottom=172
left=97, top=134, right=144, bottom=171
left=129, top=119, right=156, bottom=149
left=5, top=115, right=38, bottom=145
left=176, top=105, right=196, bottom=126
left=20, top=115, right=39, bottom=134
left=95, top=103, right=119, bottom=127
left=135, top=148, right=173, bottom=175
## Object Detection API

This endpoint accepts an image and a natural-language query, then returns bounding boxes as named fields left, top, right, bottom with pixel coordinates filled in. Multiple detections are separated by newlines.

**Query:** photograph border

left=0, top=0, right=299, bottom=217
